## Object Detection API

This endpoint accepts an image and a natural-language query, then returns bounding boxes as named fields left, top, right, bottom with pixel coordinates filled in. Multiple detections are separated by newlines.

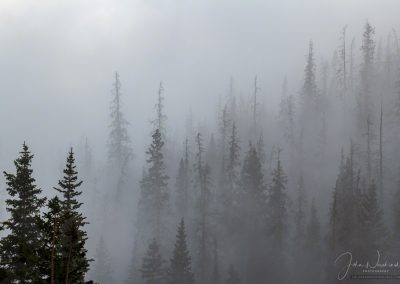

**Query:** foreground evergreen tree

left=55, top=149, right=90, bottom=283
left=167, top=218, right=195, bottom=284
left=39, top=196, right=63, bottom=283
left=0, top=143, right=46, bottom=283
left=140, top=238, right=165, bottom=284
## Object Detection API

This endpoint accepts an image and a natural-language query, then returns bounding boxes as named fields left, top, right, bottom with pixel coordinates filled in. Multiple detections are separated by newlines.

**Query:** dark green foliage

left=0, top=143, right=46, bottom=283
left=55, top=149, right=90, bottom=283
left=39, top=196, right=64, bottom=283
left=140, top=238, right=165, bottom=284
left=167, top=219, right=195, bottom=284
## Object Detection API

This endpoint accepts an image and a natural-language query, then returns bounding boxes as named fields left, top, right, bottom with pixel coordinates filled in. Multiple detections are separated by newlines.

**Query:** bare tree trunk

left=379, top=98, right=383, bottom=201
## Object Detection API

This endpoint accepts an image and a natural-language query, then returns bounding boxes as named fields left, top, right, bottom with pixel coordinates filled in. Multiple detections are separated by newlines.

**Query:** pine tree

left=224, top=122, right=240, bottom=226
left=0, top=143, right=46, bottom=283
left=167, top=218, right=195, bottom=284
left=139, top=128, right=169, bottom=241
left=108, top=72, right=132, bottom=167
left=239, top=143, right=267, bottom=283
left=294, top=176, right=307, bottom=245
left=267, top=151, right=288, bottom=249
left=301, top=41, right=318, bottom=109
left=193, top=132, right=212, bottom=283
left=176, top=157, right=189, bottom=218
left=358, top=180, right=387, bottom=254
left=140, top=238, right=165, bottom=284
left=225, top=265, right=240, bottom=284
left=153, top=82, right=167, bottom=140
left=39, top=196, right=63, bottom=283
left=55, top=149, right=90, bottom=283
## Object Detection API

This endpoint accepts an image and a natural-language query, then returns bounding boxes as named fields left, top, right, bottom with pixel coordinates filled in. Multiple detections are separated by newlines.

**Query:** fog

left=0, top=0, right=399, bottom=283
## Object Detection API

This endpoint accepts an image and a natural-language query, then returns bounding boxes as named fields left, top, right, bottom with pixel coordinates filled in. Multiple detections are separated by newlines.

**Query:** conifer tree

left=108, top=72, right=132, bottom=168
left=224, top=123, right=240, bottom=226
left=139, top=128, right=169, bottom=241
left=225, top=265, right=240, bottom=284
left=55, top=149, right=90, bottom=283
left=239, top=143, right=267, bottom=283
left=167, top=219, right=195, bottom=284
left=358, top=180, right=386, bottom=253
left=39, top=196, right=63, bottom=283
left=0, top=143, right=46, bottom=283
left=294, top=176, right=307, bottom=245
left=267, top=151, right=288, bottom=249
left=140, top=238, right=165, bottom=284
left=193, top=132, right=212, bottom=283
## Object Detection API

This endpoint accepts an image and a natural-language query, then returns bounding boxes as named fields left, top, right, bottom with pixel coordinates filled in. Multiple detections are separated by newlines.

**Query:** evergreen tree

left=0, top=143, right=46, bottom=283
left=108, top=72, right=133, bottom=168
left=294, top=176, right=307, bottom=245
left=39, top=196, right=63, bottom=283
left=239, top=144, right=267, bottom=283
left=55, top=149, right=90, bottom=283
left=301, top=41, right=318, bottom=109
left=140, top=238, right=165, bottom=284
left=176, top=157, right=189, bottom=218
left=167, top=218, right=195, bottom=284
left=225, top=265, right=240, bottom=284
left=358, top=180, right=387, bottom=254
left=267, top=151, right=288, bottom=249
left=266, top=151, right=288, bottom=283
left=139, top=128, right=169, bottom=241
left=152, top=82, right=167, bottom=140
left=224, top=122, right=240, bottom=227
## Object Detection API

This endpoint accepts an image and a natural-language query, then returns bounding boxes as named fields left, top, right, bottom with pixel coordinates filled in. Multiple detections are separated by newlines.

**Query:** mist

left=0, top=0, right=400, bottom=283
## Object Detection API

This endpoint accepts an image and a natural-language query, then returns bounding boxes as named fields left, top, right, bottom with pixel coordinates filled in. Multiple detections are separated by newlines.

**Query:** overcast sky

left=0, top=0, right=399, bottom=188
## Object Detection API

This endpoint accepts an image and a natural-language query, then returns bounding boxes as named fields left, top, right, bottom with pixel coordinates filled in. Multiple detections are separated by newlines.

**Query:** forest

left=1, top=5, right=400, bottom=284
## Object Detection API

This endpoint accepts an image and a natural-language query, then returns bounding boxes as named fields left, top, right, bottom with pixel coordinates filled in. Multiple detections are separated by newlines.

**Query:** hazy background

left=0, top=0, right=398, bottom=191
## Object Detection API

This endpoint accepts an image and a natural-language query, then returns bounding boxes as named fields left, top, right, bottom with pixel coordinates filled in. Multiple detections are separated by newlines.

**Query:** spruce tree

left=267, top=152, right=288, bottom=249
left=167, top=218, right=195, bottom=284
left=55, top=149, right=90, bottom=283
left=0, top=143, right=46, bottom=283
left=358, top=180, right=387, bottom=254
left=39, top=196, right=64, bottom=283
left=139, top=128, right=169, bottom=241
left=140, top=238, right=165, bottom=284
